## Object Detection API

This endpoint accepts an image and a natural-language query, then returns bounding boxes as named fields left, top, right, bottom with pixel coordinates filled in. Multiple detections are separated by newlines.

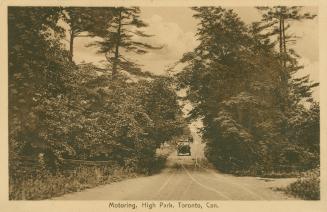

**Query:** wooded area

left=8, top=7, right=187, bottom=199
left=8, top=6, right=320, bottom=200
left=175, top=7, right=319, bottom=175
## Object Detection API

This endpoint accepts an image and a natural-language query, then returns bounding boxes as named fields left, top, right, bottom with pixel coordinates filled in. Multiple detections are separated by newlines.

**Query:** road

left=53, top=124, right=297, bottom=200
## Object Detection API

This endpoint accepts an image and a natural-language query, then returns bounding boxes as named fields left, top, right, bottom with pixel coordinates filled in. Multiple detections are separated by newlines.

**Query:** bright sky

left=73, top=7, right=319, bottom=99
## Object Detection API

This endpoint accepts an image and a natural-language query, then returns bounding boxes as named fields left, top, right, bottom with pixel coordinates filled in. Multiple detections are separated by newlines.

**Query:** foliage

left=286, top=167, right=320, bottom=200
left=9, top=163, right=138, bottom=200
left=63, top=7, right=114, bottom=61
left=256, top=6, right=318, bottom=107
left=59, top=67, right=185, bottom=172
left=8, top=7, right=75, bottom=173
left=175, top=7, right=319, bottom=175
left=256, top=6, right=316, bottom=53
left=88, top=7, right=162, bottom=77
left=141, top=78, right=186, bottom=145
left=9, top=7, right=186, bottom=200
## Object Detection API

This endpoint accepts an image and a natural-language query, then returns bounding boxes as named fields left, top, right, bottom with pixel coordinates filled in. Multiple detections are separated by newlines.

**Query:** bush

left=145, top=155, right=168, bottom=174
left=9, top=164, right=137, bottom=200
left=286, top=167, right=320, bottom=200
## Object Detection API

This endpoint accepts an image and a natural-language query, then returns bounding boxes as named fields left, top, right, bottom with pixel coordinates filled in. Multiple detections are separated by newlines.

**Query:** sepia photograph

left=1, top=0, right=326, bottom=211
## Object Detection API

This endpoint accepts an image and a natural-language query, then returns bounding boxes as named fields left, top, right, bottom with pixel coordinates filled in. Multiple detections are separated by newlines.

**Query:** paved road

left=54, top=126, right=296, bottom=200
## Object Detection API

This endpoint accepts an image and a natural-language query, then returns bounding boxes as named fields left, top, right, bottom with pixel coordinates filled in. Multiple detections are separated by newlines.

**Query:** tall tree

left=256, top=6, right=316, bottom=55
left=256, top=6, right=317, bottom=110
left=175, top=7, right=319, bottom=174
left=89, top=7, right=161, bottom=78
left=64, top=7, right=114, bottom=62
left=8, top=7, right=75, bottom=170
left=8, top=7, right=68, bottom=125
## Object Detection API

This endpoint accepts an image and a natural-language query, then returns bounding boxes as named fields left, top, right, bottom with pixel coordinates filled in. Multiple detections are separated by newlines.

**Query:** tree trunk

left=278, top=17, right=284, bottom=84
left=282, top=18, right=287, bottom=67
left=279, top=17, right=283, bottom=54
left=278, top=16, right=287, bottom=113
left=282, top=20, right=286, bottom=54
left=281, top=18, right=289, bottom=112
left=112, top=10, right=122, bottom=79
left=69, top=31, right=74, bottom=62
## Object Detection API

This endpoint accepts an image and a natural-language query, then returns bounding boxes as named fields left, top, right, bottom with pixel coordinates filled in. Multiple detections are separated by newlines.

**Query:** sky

left=73, top=7, right=319, bottom=99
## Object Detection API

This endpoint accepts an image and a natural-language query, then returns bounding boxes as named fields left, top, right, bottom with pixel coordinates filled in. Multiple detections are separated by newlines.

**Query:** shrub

left=286, top=167, right=320, bottom=200
left=9, top=164, right=137, bottom=200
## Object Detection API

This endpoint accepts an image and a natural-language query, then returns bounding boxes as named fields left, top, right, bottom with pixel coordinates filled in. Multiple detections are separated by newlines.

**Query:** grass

left=219, top=167, right=302, bottom=178
left=142, top=155, right=168, bottom=175
left=259, top=171, right=301, bottom=178
left=285, top=167, right=320, bottom=200
left=9, top=153, right=170, bottom=200
left=9, top=165, right=139, bottom=200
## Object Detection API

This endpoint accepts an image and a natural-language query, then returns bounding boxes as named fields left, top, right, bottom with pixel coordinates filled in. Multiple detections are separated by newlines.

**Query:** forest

left=9, top=7, right=188, bottom=199
left=176, top=7, right=319, bottom=175
left=8, top=6, right=319, bottom=200
left=174, top=7, right=320, bottom=199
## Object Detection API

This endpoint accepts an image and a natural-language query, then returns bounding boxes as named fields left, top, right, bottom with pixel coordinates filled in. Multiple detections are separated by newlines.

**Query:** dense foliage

left=286, top=167, right=320, bottom=200
left=9, top=162, right=137, bottom=200
left=9, top=7, right=185, bottom=199
left=175, top=7, right=319, bottom=175
left=8, top=6, right=320, bottom=200
left=9, top=7, right=74, bottom=173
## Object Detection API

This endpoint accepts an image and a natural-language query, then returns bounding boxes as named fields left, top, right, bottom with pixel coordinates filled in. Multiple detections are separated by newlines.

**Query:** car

left=177, top=141, right=191, bottom=156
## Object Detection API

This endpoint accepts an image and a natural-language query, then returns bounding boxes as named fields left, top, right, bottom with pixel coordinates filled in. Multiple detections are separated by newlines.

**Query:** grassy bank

left=9, top=146, right=173, bottom=200
left=9, top=164, right=139, bottom=200
left=229, top=169, right=302, bottom=178
left=285, top=167, right=320, bottom=200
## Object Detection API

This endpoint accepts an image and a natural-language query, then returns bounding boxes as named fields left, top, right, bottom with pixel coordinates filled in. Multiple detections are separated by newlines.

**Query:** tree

left=63, top=7, right=114, bottom=62
left=8, top=6, right=69, bottom=135
left=256, top=7, right=317, bottom=110
left=9, top=8, right=189, bottom=199
left=176, top=7, right=276, bottom=172
left=175, top=7, right=319, bottom=174
left=141, top=77, right=185, bottom=145
left=256, top=7, right=316, bottom=55
left=89, top=7, right=161, bottom=78
left=61, top=64, right=185, bottom=173
left=8, top=7, right=76, bottom=170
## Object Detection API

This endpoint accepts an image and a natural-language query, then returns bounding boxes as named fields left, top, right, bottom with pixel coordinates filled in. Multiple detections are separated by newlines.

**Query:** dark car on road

left=177, top=141, right=191, bottom=156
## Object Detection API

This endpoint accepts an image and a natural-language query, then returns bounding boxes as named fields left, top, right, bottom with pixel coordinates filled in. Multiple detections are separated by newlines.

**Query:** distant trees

left=141, top=78, right=185, bottom=145
left=176, top=7, right=319, bottom=174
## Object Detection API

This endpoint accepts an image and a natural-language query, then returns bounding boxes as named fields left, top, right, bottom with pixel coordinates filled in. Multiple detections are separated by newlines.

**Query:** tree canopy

left=175, top=7, right=319, bottom=174
left=9, top=7, right=186, bottom=176
left=88, top=7, right=162, bottom=78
